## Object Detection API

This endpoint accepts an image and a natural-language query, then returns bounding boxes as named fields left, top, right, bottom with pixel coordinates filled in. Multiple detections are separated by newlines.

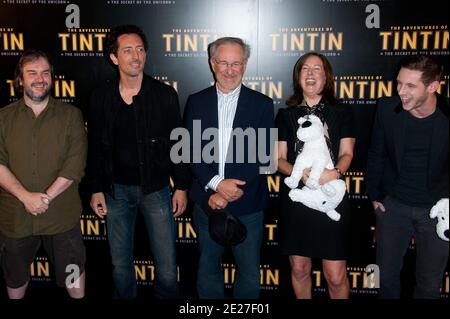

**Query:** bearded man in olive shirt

left=0, top=50, right=87, bottom=299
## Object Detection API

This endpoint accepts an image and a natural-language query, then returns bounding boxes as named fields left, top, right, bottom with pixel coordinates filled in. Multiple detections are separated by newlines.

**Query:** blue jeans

left=375, top=196, right=449, bottom=299
left=105, top=184, right=178, bottom=299
left=193, top=205, right=264, bottom=299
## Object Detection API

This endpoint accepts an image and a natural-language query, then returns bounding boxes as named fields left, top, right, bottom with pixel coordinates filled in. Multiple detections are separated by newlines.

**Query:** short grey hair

left=208, top=37, right=251, bottom=61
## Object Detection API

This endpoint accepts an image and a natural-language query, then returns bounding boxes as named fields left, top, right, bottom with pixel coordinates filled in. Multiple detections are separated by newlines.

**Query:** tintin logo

left=409, top=236, right=416, bottom=250
left=54, top=75, right=76, bottom=102
left=347, top=267, right=380, bottom=293
left=175, top=217, right=197, bottom=244
left=30, top=257, right=51, bottom=282
left=107, top=0, right=176, bottom=6
left=222, top=263, right=279, bottom=290
left=135, top=260, right=156, bottom=285
left=58, top=28, right=109, bottom=57
left=80, top=214, right=107, bottom=240
left=379, top=25, right=448, bottom=54
left=335, top=76, right=392, bottom=102
left=312, top=267, right=378, bottom=294
left=0, top=27, right=24, bottom=56
left=270, top=27, right=343, bottom=55
left=162, top=28, right=221, bottom=57
left=267, top=175, right=280, bottom=195
left=243, top=76, right=283, bottom=104
left=442, top=272, right=449, bottom=296
left=5, top=79, right=16, bottom=102
left=344, top=172, right=368, bottom=200
left=135, top=259, right=180, bottom=286
left=438, top=75, right=449, bottom=98
left=312, top=270, right=325, bottom=292
left=265, top=221, right=278, bottom=246
left=153, top=75, right=178, bottom=92
left=260, top=265, right=279, bottom=290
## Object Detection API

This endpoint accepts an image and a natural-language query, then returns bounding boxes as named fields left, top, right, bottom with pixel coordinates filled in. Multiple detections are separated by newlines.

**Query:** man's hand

left=372, top=201, right=386, bottom=213
left=301, top=167, right=311, bottom=184
left=319, top=168, right=340, bottom=185
left=172, top=189, right=188, bottom=217
left=216, top=179, right=246, bottom=202
left=21, top=192, right=50, bottom=216
left=302, top=168, right=340, bottom=185
left=208, top=193, right=228, bottom=210
left=90, top=192, right=108, bottom=219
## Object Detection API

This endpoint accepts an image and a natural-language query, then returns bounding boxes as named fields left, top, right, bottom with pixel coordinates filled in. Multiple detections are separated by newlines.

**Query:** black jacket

left=86, top=74, right=190, bottom=195
left=184, top=85, right=274, bottom=216
left=366, top=93, right=449, bottom=203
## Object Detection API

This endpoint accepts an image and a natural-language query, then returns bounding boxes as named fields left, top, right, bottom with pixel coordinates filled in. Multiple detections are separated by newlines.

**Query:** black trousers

left=375, top=195, right=448, bottom=299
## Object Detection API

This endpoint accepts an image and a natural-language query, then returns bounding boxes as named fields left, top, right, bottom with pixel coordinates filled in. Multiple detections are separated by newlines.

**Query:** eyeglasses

left=214, top=59, right=245, bottom=70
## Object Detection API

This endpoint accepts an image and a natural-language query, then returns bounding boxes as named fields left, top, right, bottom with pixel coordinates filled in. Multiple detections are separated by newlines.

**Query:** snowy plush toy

left=430, top=198, right=449, bottom=242
left=284, top=115, right=346, bottom=221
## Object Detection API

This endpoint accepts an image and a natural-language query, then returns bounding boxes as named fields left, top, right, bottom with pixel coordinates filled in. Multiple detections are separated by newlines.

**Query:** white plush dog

left=430, top=198, right=449, bottom=242
left=284, top=115, right=346, bottom=221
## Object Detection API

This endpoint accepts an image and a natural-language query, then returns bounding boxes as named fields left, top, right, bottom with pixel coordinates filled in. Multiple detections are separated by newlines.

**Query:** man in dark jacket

left=367, top=55, right=448, bottom=299
left=86, top=25, right=190, bottom=299
left=184, top=37, right=274, bottom=299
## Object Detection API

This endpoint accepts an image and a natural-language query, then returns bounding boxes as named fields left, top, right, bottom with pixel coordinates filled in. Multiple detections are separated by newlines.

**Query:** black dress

left=275, top=101, right=355, bottom=260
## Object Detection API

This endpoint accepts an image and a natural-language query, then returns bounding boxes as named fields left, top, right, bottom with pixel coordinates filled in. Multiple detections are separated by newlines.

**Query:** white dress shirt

left=206, top=84, right=241, bottom=191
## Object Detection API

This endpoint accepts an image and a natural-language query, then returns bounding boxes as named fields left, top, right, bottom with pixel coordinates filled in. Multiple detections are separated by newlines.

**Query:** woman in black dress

left=276, top=52, right=355, bottom=298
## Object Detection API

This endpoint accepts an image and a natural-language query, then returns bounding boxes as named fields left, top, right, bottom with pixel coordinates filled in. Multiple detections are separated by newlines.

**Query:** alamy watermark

left=65, top=264, right=81, bottom=289
left=365, top=264, right=380, bottom=289
left=170, top=120, right=278, bottom=175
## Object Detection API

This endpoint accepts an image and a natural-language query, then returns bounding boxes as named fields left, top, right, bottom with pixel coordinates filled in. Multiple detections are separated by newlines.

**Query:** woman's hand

left=319, top=168, right=339, bottom=185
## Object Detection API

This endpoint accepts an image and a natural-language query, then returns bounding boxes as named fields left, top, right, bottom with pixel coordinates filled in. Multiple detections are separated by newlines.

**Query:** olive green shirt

left=0, top=97, right=87, bottom=238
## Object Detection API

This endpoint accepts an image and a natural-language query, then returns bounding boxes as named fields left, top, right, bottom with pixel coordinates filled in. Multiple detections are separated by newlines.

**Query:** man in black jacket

left=184, top=37, right=274, bottom=299
left=367, top=55, right=448, bottom=299
left=86, top=25, right=190, bottom=299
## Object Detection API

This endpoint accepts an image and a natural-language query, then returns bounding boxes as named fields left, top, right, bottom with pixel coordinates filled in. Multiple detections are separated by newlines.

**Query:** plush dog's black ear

left=301, top=120, right=312, bottom=128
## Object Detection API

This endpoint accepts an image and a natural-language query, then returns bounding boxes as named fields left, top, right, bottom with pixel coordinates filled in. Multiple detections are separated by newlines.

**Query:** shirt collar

left=18, top=96, right=56, bottom=114
left=216, top=84, right=241, bottom=99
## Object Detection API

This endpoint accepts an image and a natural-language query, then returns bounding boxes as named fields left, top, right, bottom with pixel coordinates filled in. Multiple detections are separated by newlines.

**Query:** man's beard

left=24, top=83, right=51, bottom=102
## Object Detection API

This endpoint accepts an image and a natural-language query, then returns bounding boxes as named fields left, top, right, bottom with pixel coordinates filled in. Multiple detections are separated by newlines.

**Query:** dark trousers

left=193, top=205, right=264, bottom=299
left=105, top=185, right=178, bottom=299
left=375, top=196, right=449, bottom=299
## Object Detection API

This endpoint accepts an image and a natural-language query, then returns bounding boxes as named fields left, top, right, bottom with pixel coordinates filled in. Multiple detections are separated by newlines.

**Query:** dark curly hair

left=105, top=24, right=148, bottom=57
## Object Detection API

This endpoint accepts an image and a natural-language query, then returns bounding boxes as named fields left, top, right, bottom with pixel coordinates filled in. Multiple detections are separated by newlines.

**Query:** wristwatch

left=334, top=167, right=343, bottom=179
left=41, top=193, right=52, bottom=205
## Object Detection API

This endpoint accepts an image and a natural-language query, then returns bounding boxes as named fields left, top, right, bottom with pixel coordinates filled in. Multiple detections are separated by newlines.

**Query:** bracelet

left=334, top=167, right=343, bottom=179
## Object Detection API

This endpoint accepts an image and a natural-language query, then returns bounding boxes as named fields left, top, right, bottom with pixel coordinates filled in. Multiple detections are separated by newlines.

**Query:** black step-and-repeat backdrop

left=0, top=0, right=448, bottom=300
